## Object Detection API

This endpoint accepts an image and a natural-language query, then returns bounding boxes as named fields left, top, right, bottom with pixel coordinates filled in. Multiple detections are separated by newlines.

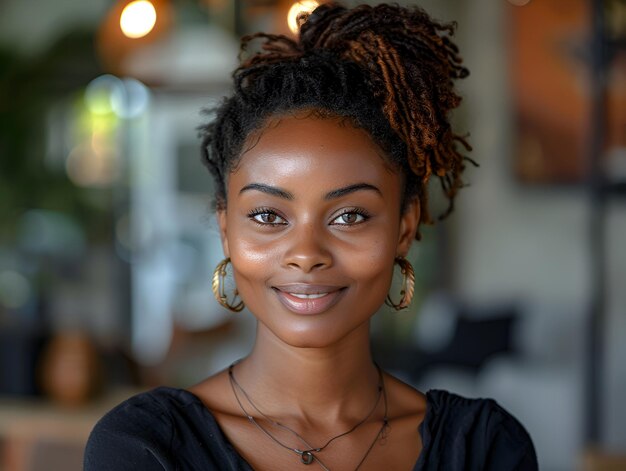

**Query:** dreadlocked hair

left=200, top=2, right=474, bottom=239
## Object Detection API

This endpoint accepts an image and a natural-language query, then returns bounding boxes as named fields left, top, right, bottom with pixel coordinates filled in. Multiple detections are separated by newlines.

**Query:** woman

left=85, top=3, right=537, bottom=470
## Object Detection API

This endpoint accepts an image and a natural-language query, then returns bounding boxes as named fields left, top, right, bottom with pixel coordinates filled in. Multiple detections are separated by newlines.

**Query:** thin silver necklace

left=229, top=362, right=383, bottom=452
left=228, top=361, right=389, bottom=470
left=230, top=364, right=383, bottom=470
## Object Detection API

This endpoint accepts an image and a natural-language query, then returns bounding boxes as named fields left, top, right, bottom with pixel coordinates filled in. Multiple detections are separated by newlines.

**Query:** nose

left=282, top=223, right=333, bottom=273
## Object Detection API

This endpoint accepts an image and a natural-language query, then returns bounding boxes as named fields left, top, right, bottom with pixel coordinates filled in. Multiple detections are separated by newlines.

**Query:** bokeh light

left=85, top=74, right=123, bottom=115
left=110, top=78, right=150, bottom=118
left=287, top=0, right=319, bottom=35
left=120, top=0, right=157, bottom=39
left=65, top=142, right=117, bottom=188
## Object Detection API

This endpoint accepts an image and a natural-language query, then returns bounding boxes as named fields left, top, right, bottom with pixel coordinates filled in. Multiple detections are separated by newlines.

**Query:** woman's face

left=218, top=114, right=419, bottom=348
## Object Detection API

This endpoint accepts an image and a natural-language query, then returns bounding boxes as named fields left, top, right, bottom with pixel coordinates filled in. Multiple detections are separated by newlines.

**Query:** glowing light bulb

left=120, top=0, right=157, bottom=39
left=287, top=0, right=319, bottom=35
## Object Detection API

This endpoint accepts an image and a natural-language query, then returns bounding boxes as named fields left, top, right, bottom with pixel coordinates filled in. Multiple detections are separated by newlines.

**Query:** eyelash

left=247, top=207, right=371, bottom=227
left=247, top=207, right=287, bottom=226
left=331, top=208, right=371, bottom=226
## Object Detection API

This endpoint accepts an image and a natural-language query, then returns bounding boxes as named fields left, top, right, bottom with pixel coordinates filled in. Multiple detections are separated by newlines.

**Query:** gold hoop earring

left=385, top=256, right=415, bottom=311
left=212, top=257, right=245, bottom=312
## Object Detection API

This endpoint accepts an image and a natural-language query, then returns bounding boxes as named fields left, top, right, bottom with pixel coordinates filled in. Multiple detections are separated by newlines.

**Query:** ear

left=216, top=209, right=230, bottom=258
left=396, top=198, right=420, bottom=257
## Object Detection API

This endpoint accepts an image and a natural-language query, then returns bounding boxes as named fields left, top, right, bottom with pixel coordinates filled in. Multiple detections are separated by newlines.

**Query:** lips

left=272, top=284, right=346, bottom=315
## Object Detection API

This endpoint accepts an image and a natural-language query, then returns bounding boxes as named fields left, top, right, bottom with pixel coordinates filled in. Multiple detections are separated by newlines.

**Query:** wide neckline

left=170, top=386, right=435, bottom=471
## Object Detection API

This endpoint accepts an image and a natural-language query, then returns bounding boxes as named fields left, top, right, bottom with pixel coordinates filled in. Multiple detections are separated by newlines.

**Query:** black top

left=84, top=387, right=537, bottom=470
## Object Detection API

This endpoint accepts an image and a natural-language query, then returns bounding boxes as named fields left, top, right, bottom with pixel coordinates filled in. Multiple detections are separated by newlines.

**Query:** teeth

left=289, top=293, right=328, bottom=299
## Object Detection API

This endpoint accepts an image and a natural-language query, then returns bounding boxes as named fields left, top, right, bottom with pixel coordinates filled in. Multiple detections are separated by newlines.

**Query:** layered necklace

left=228, top=361, right=389, bottom=471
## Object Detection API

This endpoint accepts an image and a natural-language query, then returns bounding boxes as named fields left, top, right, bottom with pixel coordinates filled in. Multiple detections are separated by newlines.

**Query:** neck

left=233, top=322, right=380, bottom=426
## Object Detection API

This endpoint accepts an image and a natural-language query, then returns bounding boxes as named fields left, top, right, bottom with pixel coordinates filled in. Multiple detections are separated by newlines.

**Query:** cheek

left=224, top=217, right=279, bottom=295
left=228, top=238, right=274, bottom=281
left=339, top=238, right=396, bottom=293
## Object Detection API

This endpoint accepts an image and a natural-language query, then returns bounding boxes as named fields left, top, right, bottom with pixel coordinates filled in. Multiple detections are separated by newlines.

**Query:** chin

left=280, top=334, right=341, bottom=349
left=261, top=318, right=371, bottom=350
left=278, top=336, right=347, bottom=350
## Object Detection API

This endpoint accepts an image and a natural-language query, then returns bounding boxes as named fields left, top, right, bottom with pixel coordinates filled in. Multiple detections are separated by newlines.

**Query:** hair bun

left=299, top=3, right=346, bottom=49
left=203, top=2, right=474, bottom=234
left=297, top=3, right=473, bottom=222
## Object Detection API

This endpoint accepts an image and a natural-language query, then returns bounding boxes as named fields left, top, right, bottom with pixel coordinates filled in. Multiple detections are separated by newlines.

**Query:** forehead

left=229, top=115, right=399, bottom=193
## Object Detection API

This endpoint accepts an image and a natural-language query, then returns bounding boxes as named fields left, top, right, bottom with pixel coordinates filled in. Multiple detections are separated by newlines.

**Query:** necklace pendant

left=300, top=451, right=314, bottom=465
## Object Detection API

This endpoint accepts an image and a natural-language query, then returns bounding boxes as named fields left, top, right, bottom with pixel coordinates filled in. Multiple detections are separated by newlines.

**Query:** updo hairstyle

left=200, top=2, right=474, bottom=239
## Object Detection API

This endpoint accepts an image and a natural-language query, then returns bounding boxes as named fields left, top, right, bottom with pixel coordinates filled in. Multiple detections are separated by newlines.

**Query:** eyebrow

left=324, top=183, right=382, bottom=200
left=239, top=183, right=294, bottom=199
left=239, top=182, right=382, bottom=200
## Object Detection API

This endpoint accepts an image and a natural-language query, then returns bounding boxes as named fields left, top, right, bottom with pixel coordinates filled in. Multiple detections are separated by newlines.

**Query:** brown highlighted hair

left=200, top=2, right=474, bottom=238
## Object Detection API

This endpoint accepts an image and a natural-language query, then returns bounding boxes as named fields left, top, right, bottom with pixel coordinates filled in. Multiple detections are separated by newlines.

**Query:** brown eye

left=251, top=211, right=286, bottom=225
left=331, top=211, right=368, bottom=225
left=341, top=213, right=358, bottom=224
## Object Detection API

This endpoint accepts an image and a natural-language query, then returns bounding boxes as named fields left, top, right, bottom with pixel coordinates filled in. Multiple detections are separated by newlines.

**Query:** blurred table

left=581, top=449, right=626, bottom=471
left=0, top=389, right=139, bottom=471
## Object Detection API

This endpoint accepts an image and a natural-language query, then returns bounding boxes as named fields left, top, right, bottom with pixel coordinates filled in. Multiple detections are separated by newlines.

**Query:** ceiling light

left=120, top=0, right=157, bottom=39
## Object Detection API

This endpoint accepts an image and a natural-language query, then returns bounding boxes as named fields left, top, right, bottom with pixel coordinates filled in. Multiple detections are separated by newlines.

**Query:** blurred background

left=0, top=0, right=624, bottom=469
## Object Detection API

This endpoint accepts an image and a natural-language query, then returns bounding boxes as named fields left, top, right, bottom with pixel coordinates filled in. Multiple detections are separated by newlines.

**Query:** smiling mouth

left=272, top=285, right=346, bottom=315
left=288, top=293, right=328, bottom=299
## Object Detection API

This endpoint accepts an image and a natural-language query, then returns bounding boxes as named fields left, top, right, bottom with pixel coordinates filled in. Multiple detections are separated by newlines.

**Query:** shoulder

left=424, top=389, right=521, bottom=430
left=88, top=387, right=199, bottom=439
left=84, top=387, right=221, bottom=470
left=84, top=387, right=187, bottom=470
left=419, top=390, right=538, bottom=471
